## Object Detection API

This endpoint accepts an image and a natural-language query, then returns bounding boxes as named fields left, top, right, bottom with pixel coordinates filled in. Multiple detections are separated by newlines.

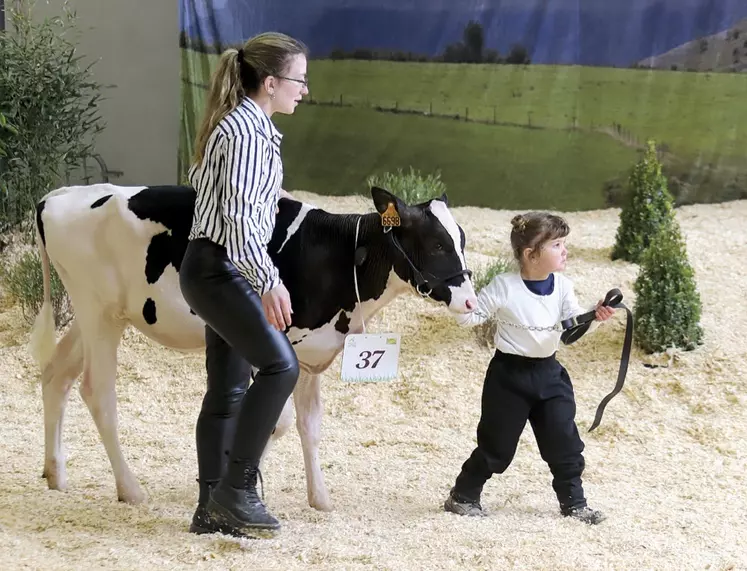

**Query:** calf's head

left=371, top=186, right=478, bottom=314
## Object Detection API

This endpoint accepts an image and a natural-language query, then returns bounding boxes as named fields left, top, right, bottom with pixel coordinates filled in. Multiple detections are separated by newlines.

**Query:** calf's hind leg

left=77, top=315, right=145, bottom=504
left=294, top=372, right=332, bottom=512
left=41, top=319, right=84, bottom=492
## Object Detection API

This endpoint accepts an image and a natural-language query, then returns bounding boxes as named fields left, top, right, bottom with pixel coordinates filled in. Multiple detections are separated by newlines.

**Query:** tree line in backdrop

left=327, top=21, right=531, bottom=64
left=180, top=21, right=532, bottom=64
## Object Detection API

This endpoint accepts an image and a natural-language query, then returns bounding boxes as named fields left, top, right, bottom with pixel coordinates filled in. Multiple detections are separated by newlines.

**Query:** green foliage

left=632, top=221, right=704, bottom=354
left=0, top=111, right=19, bottom=156
left=611, top=141, right=676, bottom=263
left=366, top=167, right=447, bottom=205
left=506, top=44, right=531, bottom=65
left=0, top=0, right=106, bottom=233
left=441, top=20, right=496, bottom=63
left=473, top=256, right=515, bottom=291
left=0, top=250, right=72, bottom=327
left=0, top=112, right=18, bottom=186
left=471, top=256, right=515, bottom=347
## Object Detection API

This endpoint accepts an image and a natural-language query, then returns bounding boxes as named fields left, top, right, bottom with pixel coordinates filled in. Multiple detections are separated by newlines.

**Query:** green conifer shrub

left=611, top=140, right=676, bottom=263
left=632, top=220, right=704, bottom=353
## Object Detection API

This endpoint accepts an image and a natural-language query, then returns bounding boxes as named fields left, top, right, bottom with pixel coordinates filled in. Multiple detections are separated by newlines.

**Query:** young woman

left=179, top=31, right=309, bottom=538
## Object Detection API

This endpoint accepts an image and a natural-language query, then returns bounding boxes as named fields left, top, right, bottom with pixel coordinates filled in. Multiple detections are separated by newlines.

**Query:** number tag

left=340, top=333, right=401, bottom=382
left=380, top=202, right=401, bottom=228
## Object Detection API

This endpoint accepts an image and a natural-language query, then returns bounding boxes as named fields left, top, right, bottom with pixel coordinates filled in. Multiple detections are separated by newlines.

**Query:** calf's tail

left=28, top=202, right=57, bottom=371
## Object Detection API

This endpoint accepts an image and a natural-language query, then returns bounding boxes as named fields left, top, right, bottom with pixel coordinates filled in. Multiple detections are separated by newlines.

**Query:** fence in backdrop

left=182, top=76, right=645, bottom=145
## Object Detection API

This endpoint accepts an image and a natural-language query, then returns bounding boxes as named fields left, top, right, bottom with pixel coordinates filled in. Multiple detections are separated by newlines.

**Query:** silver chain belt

left=474, top=308, right=563, bottom=332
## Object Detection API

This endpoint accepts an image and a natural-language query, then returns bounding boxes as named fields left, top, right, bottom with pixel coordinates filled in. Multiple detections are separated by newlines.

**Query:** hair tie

left=511, top=215, right=527, bottom=233
left=237, top=48, right=244, bottom=61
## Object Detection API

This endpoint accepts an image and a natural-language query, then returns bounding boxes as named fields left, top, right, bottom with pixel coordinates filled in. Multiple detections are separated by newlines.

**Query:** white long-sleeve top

left=188, top=97, right=284, bottom=295
left=459, top=272, right=598, bottom=358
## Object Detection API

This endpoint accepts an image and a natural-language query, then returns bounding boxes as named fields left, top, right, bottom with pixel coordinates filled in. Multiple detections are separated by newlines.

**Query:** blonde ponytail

left=192, top=48, right=244, bottom=164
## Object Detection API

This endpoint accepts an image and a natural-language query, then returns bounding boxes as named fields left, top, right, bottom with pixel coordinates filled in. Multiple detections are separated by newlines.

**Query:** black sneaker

left=443, top=489, right=487, bottom=517
left=206, top=467, right=281, bottom=539
left=562, top=505, right=606, bottom=525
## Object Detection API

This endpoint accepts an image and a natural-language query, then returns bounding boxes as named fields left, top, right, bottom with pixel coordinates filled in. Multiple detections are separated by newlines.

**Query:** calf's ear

left=371, top=186, right=403, bottom=213
left=370, top=186, right=413, bottom=228
left=438, top=192, right=448, bottom=205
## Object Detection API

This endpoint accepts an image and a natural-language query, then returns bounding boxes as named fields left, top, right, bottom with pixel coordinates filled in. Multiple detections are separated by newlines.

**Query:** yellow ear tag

left=381, top=202, right=401, bottom=227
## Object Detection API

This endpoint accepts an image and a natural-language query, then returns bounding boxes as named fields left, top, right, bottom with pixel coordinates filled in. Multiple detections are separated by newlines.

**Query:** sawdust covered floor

left=0, top=192, right=745, bottom=571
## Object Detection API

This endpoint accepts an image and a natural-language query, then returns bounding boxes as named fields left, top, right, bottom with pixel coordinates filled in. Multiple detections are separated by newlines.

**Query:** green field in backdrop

left=180, top=48, right=747, bottom=210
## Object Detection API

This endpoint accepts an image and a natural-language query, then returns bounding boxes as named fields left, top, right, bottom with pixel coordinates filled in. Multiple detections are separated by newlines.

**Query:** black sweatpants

left=179, top=237, right=299, bottom=500
left=452, top=350, right=587, bottom=511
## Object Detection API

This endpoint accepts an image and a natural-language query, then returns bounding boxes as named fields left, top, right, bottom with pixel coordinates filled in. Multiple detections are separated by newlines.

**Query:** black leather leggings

left=179, top=238, right=299, bottom=497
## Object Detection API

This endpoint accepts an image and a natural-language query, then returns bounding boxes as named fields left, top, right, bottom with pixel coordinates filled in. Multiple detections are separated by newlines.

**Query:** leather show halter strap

left=386, top=230, right=473, bottom=297
left=559, top=288, right=633, bottom=432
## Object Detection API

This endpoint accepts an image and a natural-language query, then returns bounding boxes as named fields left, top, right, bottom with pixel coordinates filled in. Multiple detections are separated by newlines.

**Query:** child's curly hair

left=510, top=212, right=570, bottom=265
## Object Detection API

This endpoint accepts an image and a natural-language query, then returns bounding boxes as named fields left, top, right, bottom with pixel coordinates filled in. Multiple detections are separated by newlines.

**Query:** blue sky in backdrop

left=180, top=0, right=747, bottom=66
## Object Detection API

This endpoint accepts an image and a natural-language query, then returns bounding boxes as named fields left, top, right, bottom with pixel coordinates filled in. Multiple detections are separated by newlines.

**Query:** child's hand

left=594, top=299, right=616, bottom=321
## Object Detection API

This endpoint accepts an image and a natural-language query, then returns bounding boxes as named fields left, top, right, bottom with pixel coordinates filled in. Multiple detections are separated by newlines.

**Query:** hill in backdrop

left=638, top=17, right=747, bottom=71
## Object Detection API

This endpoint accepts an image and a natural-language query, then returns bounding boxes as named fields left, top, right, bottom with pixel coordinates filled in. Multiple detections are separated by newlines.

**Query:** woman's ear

left=263, top=75, right=276, bottom=96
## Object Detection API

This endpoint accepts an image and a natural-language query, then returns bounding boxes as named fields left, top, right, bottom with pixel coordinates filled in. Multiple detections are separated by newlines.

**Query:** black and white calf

left=29, top=183, right=477, bottom=511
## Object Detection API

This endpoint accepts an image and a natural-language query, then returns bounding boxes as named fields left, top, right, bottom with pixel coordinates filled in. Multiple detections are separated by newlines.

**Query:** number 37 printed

left=356, top=350, right=386, bottom=369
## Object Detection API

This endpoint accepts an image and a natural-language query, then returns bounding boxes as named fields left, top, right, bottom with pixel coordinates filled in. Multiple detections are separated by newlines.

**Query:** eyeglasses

left=277, top=76, right=309, bottom=88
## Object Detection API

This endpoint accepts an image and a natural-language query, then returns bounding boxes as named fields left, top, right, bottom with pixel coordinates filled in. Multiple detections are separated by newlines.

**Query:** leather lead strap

left=560, top=288, right=634, bottom=432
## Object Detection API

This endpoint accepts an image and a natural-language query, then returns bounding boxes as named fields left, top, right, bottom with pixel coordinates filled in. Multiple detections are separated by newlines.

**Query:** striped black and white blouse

left=188, top=96, right=284, bottom=295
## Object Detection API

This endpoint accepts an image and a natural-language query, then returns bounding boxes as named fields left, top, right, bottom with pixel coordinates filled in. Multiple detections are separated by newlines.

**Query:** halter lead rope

left=353, top=216, right=366, bottom=334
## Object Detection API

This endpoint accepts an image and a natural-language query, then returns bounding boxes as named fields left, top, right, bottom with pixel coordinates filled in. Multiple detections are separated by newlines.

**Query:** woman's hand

left=594, top=299, right=616, bottom=321
left=262, top=282, right=293, bottom=331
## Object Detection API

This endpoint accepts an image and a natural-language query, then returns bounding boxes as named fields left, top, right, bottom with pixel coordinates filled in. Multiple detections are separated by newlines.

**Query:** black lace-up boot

left=205, top=463, right=280, bottom=538
left=561, top=505, right=607, bottom=525
left=189, top=479, right=225, bottom=535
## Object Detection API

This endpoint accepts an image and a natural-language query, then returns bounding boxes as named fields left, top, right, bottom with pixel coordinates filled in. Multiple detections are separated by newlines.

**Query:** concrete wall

left=28, top=0, right=180, bottom=186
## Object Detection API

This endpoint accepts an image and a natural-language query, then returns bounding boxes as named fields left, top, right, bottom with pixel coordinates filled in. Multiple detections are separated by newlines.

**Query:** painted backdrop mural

left=179, top=0, right=747, bottom=211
